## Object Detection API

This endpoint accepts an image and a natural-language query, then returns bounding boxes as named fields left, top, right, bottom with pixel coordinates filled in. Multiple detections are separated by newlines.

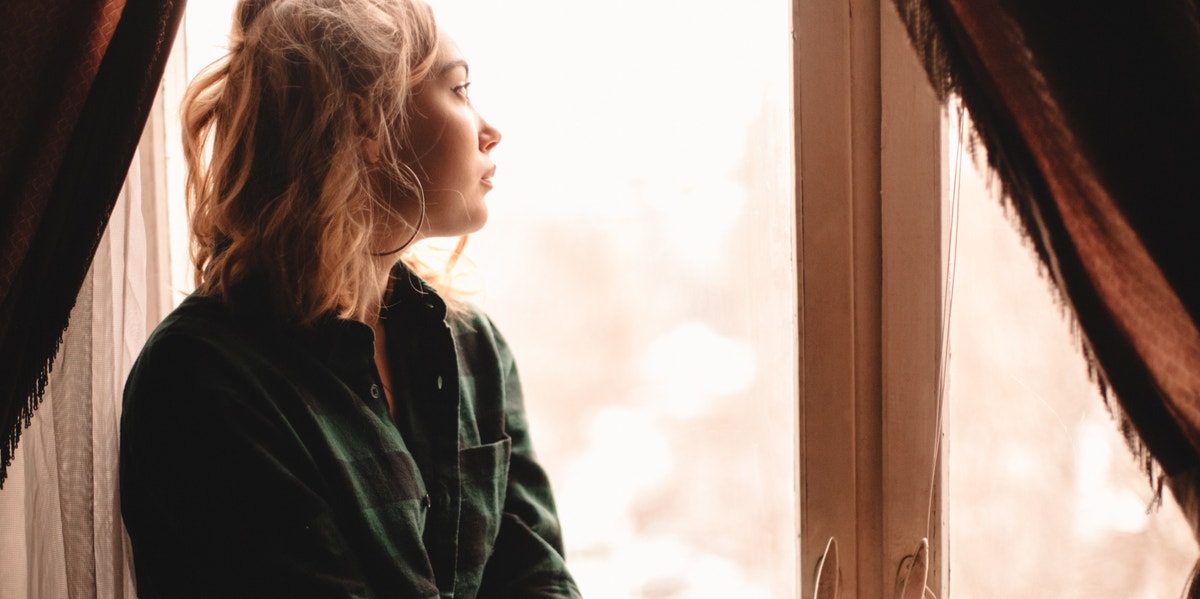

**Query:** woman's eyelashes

left=452, top=82, right=471, bottom=99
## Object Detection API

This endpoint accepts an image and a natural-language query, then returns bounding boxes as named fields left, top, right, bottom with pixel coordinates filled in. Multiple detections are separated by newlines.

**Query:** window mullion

left=796, top=0, right=945, bottom=597
left=880, top=0, right=948, bottom=596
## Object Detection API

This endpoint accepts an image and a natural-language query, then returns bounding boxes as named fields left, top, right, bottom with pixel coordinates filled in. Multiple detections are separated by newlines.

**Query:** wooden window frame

left=794, top=0, right=947, bottom=597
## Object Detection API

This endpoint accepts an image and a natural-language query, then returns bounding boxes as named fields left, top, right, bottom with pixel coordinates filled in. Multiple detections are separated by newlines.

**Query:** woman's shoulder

left=447, top=302, right=523, bottom=384
left=450, top=302, right=510, bottom=349
left=121, top=294, right=261, bottom=435
left=448, top=300, right=491, bottom=333
left=137, top=293, right=251, bottom=363
left=126, top=291, right=291, bottom=402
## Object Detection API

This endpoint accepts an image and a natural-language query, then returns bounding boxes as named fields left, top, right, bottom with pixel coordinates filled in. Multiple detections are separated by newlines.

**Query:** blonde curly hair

left=182, top=0, right=444, bottom=323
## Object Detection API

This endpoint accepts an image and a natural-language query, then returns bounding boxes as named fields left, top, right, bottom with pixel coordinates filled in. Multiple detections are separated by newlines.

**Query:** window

left=155, top=2, right=1199, bottom=598
left=167, top=1, right=797, bottom=596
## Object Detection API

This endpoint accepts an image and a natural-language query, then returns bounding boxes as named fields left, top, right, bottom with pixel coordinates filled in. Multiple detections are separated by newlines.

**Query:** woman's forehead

left=435, top=30, right=467, bottom=69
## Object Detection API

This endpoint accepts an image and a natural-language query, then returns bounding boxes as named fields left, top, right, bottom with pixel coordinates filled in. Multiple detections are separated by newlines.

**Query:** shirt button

left=436, top=376, right=443, bottom=390
left=369, top=384, right=381, bottom=399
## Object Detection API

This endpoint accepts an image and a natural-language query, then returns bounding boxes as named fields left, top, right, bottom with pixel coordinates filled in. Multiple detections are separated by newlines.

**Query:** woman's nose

left=479, top=117, right=500, bottom=152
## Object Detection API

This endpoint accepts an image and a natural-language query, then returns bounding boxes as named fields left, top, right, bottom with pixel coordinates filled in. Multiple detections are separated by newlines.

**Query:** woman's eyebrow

left=439, top=59, right=469, bottom=77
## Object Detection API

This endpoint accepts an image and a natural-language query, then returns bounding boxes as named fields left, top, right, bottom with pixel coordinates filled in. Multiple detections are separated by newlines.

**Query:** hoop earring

left=372, top=201, right=426, bottom=257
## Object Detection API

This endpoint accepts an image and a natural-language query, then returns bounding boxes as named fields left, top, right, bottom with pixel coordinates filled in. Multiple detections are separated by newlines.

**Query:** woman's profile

left=118, top=1, right=581, bottom=596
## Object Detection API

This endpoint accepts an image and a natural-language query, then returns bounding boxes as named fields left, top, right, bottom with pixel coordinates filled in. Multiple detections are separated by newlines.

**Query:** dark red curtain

left=0, top=0, right=186, bottom=488
left=891, top=0, right=1200, bottom=527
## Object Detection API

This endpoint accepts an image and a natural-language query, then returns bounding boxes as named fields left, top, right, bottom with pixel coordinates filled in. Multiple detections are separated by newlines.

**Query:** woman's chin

left=432, top=207, right=489, bottom=238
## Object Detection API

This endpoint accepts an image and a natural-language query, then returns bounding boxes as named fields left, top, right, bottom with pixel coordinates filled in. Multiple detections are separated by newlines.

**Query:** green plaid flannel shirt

left=120, top=268, right=581, bottom=598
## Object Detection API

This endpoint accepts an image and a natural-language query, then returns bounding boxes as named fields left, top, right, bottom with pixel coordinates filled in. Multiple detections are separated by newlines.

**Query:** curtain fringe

left=1, top=327, right=67, bottom=489
left=890, top=0, right=1167, bottom=503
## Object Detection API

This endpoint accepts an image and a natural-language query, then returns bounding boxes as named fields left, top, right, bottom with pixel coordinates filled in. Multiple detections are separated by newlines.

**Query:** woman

left=118, top=1, right=581, bottom=597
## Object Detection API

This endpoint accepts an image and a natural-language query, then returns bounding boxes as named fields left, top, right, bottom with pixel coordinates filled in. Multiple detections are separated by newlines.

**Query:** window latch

left=814, top=536, right=839, bottom=599
left=895, top=537, right=930, bottom=599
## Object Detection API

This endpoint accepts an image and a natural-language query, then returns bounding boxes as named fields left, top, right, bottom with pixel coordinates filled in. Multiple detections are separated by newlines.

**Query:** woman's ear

left=350, top=93, right=381, bottom=164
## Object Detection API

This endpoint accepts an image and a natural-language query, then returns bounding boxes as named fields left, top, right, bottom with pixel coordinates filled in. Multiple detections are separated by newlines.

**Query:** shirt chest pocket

left=453, top=436, right=512, bottom=593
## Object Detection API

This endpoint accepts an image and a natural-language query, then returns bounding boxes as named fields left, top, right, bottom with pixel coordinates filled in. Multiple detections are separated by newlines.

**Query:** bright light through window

left=171, top=2, right=798, bottom=597
left=946, top=109, right=1199, bottom=598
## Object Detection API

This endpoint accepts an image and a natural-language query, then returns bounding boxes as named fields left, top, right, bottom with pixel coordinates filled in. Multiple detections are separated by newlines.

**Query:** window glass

left=171, top=2, right=797, bottom=597
left=433, top=3, right=796, bottom=596
left=947, top=110, right=1199, bottom=597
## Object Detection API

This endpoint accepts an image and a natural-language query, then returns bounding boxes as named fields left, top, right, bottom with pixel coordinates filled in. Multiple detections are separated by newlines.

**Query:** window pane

left=947, top=112, right=1198, bottom=597
left=432, top=2, right=796, bottom=596
left=171, top=2, right=798, bottom=597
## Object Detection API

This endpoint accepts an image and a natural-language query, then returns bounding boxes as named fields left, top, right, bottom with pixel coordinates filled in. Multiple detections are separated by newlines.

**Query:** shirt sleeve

left=476, top=320, right=584, bottom=599
left=119, top=332, right=378, bottom=599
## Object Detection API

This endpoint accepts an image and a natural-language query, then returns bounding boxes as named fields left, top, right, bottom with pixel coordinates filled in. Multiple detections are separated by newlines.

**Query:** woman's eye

left=452, top=82, right=471, bottom=99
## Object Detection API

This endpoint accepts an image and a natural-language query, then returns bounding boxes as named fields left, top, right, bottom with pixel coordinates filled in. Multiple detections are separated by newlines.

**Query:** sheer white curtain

left=0, top=151, right=153, bottom=599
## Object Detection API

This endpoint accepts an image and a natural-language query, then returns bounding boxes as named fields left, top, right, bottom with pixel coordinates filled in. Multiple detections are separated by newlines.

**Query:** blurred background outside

left=946, top=107, right=1198, bottom=598
left=175, top=1, right=798, bottom=597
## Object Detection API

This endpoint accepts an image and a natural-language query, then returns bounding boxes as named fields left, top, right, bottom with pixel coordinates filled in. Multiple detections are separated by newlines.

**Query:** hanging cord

left=923, top=96, right=967, bottom=574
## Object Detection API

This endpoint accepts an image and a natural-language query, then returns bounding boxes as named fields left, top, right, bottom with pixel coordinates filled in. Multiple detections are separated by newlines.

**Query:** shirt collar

left=383, top=261, right=448, bottom=324
left=218, top=262, right=449, bottom=372
left=222, top=273, right=376, bottom=374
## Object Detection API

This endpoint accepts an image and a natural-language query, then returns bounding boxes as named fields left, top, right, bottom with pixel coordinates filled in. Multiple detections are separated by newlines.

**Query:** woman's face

left=394, top=32, right=501, bottom=242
